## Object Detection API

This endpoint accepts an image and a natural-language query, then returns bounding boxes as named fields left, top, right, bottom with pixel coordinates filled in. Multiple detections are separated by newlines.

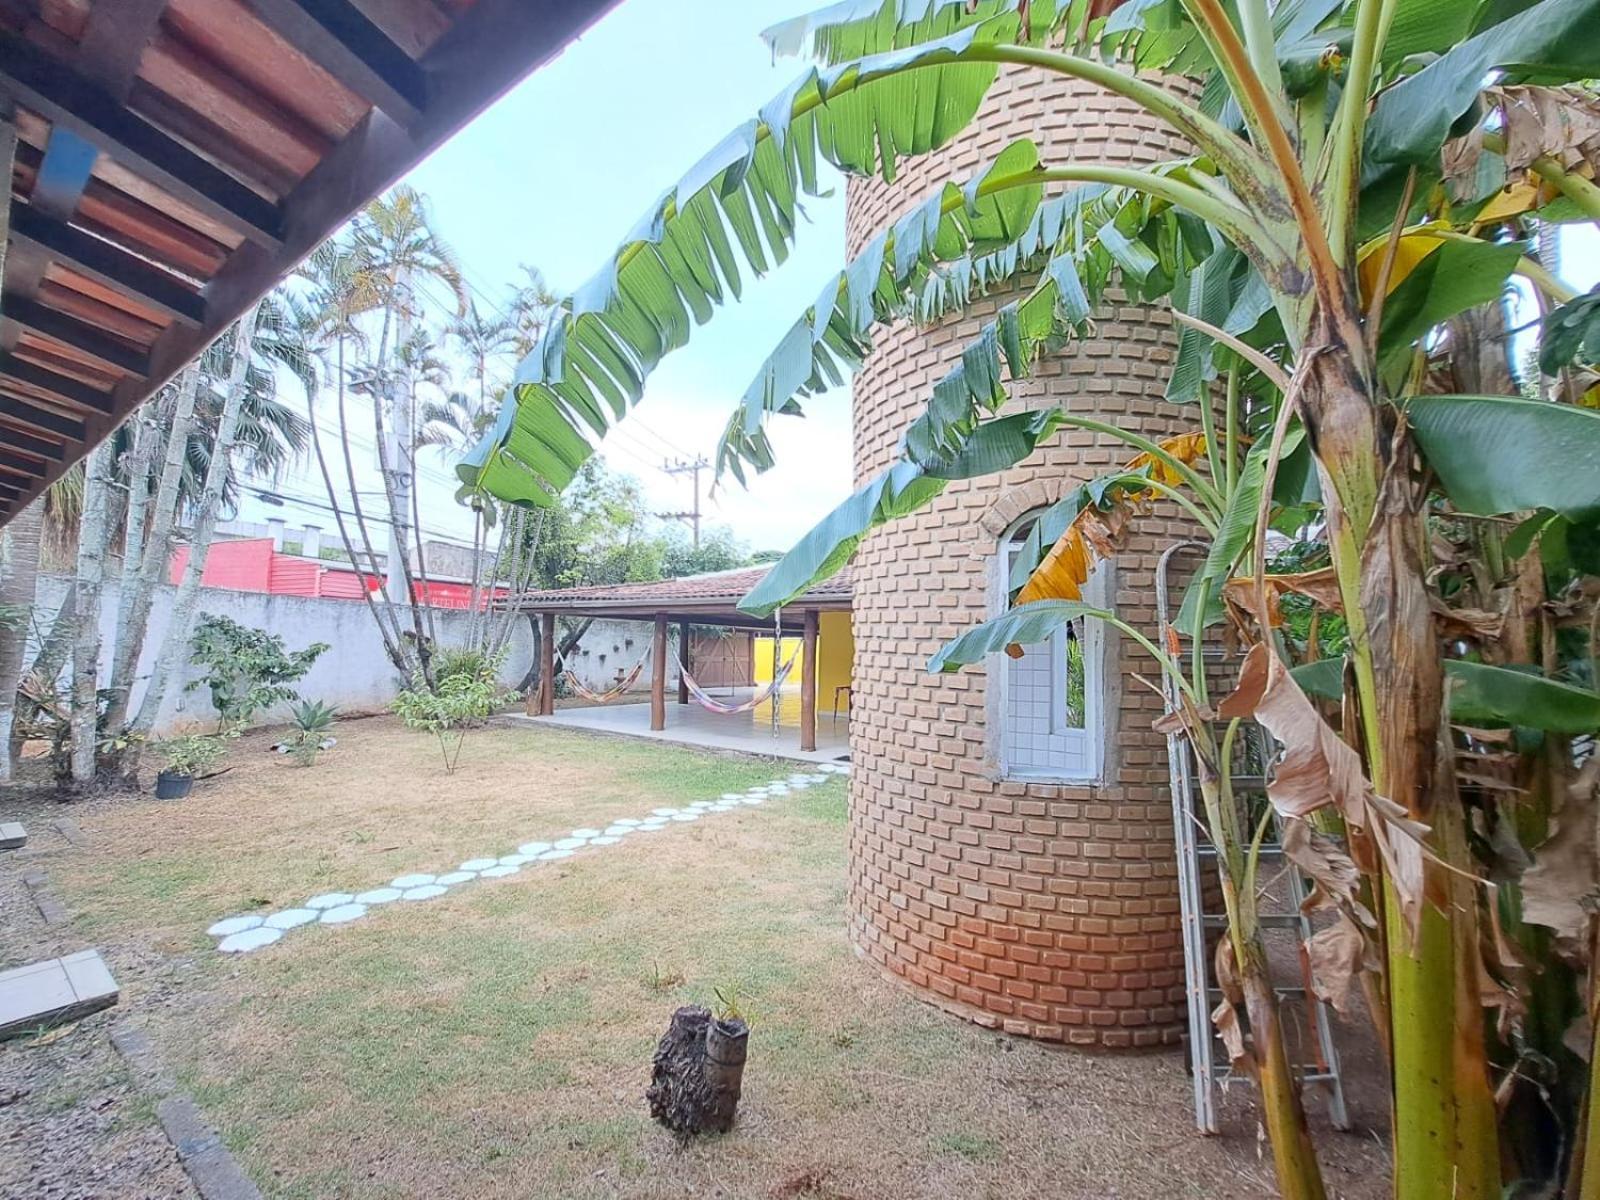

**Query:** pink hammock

left=676, top=648, right=800, bottom=715
left=556, top=642, right=653, bottom=704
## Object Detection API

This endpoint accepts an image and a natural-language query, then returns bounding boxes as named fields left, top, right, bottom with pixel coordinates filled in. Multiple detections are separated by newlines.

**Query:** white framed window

left=993, top=514, right=1107, bottom=781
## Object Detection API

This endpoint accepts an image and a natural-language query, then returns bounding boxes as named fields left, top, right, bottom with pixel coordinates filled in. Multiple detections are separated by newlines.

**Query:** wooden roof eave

left=0, top=0, right=619, bottom=526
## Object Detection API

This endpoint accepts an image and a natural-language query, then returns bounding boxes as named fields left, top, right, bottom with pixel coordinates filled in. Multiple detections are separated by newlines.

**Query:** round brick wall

left=844, top=69, right=1198, bottom=1047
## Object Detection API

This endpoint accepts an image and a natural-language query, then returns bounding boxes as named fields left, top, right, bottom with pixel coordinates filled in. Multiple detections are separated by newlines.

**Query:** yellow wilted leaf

left=1356, top=231, right=1444, bottom=305
left=1015, top=433, right=1208, bottom=606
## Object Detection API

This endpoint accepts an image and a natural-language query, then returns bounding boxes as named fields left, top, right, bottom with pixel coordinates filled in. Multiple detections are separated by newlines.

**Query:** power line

left=656, top=455, right=710, bottom=546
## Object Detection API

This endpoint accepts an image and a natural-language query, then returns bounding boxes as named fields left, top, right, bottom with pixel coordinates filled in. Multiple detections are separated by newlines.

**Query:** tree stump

left=646, top=1005, right=749, bottom=1135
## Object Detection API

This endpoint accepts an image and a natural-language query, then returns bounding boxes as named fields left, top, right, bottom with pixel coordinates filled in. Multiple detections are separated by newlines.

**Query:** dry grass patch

left=43, top=717, right=1381, bottom=1199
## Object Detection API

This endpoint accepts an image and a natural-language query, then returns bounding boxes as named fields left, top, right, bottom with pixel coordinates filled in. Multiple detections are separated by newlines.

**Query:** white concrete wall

left=556, top=617, right=679, bottom=693
left=29, top=576, right=533, bottom=736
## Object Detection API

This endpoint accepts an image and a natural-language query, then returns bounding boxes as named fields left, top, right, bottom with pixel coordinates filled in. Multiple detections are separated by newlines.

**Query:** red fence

left=169, top=539, right=506, bottom=608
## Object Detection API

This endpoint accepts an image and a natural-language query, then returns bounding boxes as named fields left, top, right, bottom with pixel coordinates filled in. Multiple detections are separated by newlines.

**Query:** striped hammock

left=556, top=641, right=653, bottom=705
left=676, top=649, right=800, bottom=715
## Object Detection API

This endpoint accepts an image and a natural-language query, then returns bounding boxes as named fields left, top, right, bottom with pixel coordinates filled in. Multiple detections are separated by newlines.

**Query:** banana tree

left=456, top=0, right=1600, bottom=1192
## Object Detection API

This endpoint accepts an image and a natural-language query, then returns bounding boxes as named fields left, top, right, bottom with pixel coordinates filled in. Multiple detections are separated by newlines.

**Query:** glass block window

left=995, top=514, right=1105, bottom=781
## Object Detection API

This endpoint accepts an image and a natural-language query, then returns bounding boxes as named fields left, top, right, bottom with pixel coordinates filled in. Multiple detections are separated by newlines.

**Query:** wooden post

left=800, top=609, right=818, bottom=753
left=537, top=611, right=555, bottom=716
left=677, top=621, right=690, bottom=705
left=651, top=613, right=668, bottom=731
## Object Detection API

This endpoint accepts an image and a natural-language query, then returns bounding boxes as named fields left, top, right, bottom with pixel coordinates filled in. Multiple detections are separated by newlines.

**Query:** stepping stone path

left=206, top=761, right=851, bottom=954
left=0, top=822, right=26, bottom=850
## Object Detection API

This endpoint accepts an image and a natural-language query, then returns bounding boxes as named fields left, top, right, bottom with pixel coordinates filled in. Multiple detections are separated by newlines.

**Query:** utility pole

left=657, top=456, right=709, bottom=546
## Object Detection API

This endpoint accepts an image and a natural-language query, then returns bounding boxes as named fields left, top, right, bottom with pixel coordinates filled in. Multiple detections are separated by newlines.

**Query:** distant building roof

left=517, top=564, right=852, bottom=622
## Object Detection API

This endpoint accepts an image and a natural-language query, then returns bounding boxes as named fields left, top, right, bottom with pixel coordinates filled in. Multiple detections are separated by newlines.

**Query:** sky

left=237, top=0, right=853, bottom=555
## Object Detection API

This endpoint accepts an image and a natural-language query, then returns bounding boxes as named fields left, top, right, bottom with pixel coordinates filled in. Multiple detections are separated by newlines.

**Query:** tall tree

left=68, top=442, right=116, bottom=783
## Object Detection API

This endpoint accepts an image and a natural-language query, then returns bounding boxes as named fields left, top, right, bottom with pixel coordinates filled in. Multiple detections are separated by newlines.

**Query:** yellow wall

left=753, top=612, right=853, bottom=697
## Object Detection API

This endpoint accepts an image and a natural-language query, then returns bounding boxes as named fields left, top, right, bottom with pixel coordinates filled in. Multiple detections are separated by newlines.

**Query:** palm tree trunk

left=15, top=580, right=75, bottom=763
left=105, top=368, right=201, bottom=736
left=309, top=333, right=412, bottom=675
left=69, top=442, right=118, bottom=783
left=103, top=403, right=169, bottom=735
left=0, top=498, right=44, bottom=781
left=129, top=306, right=259, bottom=749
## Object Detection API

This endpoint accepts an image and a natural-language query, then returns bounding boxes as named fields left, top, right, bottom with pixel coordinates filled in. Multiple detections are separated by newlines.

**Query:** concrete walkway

left=508, top=686, right=851, bottom=764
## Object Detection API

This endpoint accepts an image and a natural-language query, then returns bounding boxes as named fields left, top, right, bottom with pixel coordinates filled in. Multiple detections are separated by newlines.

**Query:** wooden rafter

left=0, top=294, right=151, bottom=376
left=0, top=30, right=284, bottom=248
left=241, top=0, right=427, bottom=127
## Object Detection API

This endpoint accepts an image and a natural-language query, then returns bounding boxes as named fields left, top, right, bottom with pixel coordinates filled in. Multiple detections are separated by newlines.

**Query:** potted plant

left=151, top=733, right=227, bottom=799
left=282, top=700, right=337, bottom=767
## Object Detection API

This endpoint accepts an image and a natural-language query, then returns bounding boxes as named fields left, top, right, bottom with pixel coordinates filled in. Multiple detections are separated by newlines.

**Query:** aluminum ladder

left=1155, top=540, right=1351, bottom=1135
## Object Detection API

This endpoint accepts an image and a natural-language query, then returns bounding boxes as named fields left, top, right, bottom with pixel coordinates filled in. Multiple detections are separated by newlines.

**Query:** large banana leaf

left=459, top=20, right=1025, bottom=505
left=1407, top=395, right=1600, bottom=520
left=1373, top=239, right=1524, bottom=375
left=928, top=599, right=1109, bottom=672
left=738, top=407, right=1064, bottom=616
left=1291, top=657, right=1600, bottom=734
left=1540, top=286, right=1600, bottom=372
left=1365, top=0, right=1600, bottom=169
left=763, top=0, right=1057, bottom=61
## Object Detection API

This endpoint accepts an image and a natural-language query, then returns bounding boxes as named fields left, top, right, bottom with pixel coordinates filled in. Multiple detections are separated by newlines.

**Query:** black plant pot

left=154, top=770, right=193, bottom=800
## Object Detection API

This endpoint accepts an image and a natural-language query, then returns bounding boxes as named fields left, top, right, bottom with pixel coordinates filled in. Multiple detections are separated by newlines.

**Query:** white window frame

left=991, top=515, right=1109, bottom=782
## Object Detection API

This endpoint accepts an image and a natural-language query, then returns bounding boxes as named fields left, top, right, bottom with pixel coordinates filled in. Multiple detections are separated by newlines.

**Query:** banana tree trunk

left=1297, top=301, right=1500, bottom=1199
left=69, top=442, right=118, bottom=783
left=128, top=307, right=258, bottom=751
left=0, top=498, right=43, bottom=781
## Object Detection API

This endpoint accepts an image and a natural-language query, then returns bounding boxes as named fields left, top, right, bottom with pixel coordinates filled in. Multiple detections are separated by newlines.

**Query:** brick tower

left=843, top=69, right=1198, bottom=1047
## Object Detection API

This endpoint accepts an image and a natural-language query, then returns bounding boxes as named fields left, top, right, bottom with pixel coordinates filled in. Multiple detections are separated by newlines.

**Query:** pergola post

left=651, top=613, right=668, bottom=731
left=537, top=611, right=555, bottom=716
left=677, top=621, right=690, bottom=705
left=800, top=608, right=818, bottom=753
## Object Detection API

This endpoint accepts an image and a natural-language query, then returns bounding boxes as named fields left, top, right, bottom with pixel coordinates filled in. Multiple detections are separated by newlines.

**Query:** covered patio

left=517, top=565, right=853, bottom=762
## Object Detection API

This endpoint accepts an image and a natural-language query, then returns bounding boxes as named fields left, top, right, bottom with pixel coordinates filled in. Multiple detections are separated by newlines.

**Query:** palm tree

left=445, top=300, right=517, bottom=411
left=454, top=2, right=1600, bottom=1195
left=507, top=265, right=558, bottom=359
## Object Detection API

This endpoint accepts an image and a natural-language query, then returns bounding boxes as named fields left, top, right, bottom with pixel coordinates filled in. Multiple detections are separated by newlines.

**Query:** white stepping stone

left=612, top=818, right=642, bottom=828
left=355, top=888, right=402, bottom=905
left=400, top=884, right=447, bottom=901
left=207, top=915, right=263, bottom=937
left=768, top=786, right=790, bottom=796
left=720, top=793, right=744, bottom=801
left=218, top=927, right=282, bottom=954
left=635, top=823, right=665, bottom=832
left=479, top=864, right=520, bottom=878
left=319, top=903, right=367, bottom=925
left=436, top=871, right=476, bottom=885
left=498, top=854, right=532, bottom=867
left=591, top=836, right=620, bottom=846
left=263, top=909, right=318, bottom=930
left=602, top=826, right=632, bottom=837
left=516, top=842, right=551, bottom=857
left=789, top=781, right=811, bottom=790
left=651, top=807, right=679, bottom=817
left=390, top=874, right=436, bottom=889
left=571, top=828, right=602, bottom=838
left=742, top=796, right=766, bottom=805
left=553, top=837, right=588, bottom=850
left=709, top=803, right=736, bottom=812
left=688, top=801, right=714, bottom=810
left=538, top=848, right=574, bottom=860
left=305, top=893, right=356, bottom=910
left=460, top=858, right=499, bottom=872
left=671, top=812, right=700, bottom=823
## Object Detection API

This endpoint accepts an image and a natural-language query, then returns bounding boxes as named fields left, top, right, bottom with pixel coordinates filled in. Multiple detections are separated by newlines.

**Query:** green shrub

left=186, top=615, right=329, bottom=730
left=152, top=732, right=230, bottom=778
left=391, top=672, right=517, bottom=772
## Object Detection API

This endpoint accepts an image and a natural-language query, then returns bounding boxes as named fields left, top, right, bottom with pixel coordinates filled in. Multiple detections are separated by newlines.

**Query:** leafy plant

left=285, top=700, right=338, bottom=767
left=151, top=732, right=229, bottom=779
left=185, top=615, right=329, bottom=731
left=712, top=983, right=755, bottom=1028
left=391, top=671, right=517, bottom=772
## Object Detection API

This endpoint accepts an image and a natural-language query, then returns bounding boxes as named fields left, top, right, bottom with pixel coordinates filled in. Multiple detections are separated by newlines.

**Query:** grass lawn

left=44, top=716, right=1374, bottom=1199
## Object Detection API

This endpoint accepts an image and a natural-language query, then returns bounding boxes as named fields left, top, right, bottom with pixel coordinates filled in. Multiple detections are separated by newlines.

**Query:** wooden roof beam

left=0, top=395, right=84, bottom=442
left=0, top=31, right=284, bottom=249
left=0, top=426, right=65, bottom=461
left=0, top=449, right=47, bottom=479
left=11, top=203, right=205, bottom=326
left=0, top=352, right=116, bottom=415
left=0, top=294, right=151, bottom=376
left=241, top=0, right=426, bottom=128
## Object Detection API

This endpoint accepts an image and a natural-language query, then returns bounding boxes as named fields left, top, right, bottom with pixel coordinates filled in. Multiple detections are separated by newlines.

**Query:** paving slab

left=0, top=949, right=119, bottom=1039
left=0, top=821, right=26, bottom=849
